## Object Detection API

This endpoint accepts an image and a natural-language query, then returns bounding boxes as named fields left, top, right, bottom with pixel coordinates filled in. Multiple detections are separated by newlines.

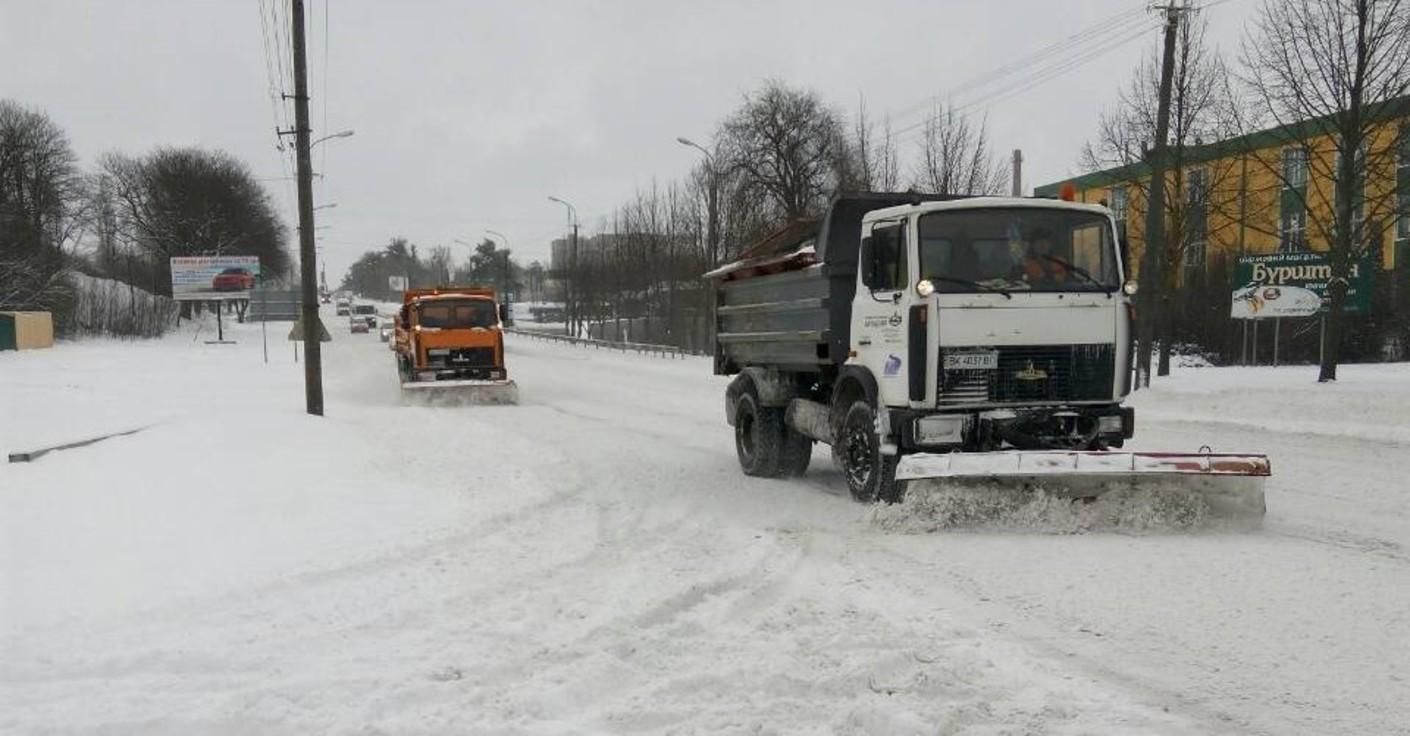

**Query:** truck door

left=851, top=220, right=917, bottom=408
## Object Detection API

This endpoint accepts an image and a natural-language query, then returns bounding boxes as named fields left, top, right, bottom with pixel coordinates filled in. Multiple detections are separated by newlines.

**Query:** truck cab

left=849, top=198, right=1133, bottom=451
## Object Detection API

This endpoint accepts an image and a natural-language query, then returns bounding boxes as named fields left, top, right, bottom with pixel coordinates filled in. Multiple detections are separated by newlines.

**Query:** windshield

left=917, top=207, right=1119, bottom=293
left=418, top=299, right=497, bottom=328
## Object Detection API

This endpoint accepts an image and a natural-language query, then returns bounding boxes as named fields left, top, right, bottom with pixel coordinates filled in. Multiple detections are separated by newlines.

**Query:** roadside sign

left=389, top=275, right=409, bottom=291
left=1231, top=251, right=1373, bottom=318
left=170, top=256, right=261, bottom=301
left=288, top=314, right=332, bottom=342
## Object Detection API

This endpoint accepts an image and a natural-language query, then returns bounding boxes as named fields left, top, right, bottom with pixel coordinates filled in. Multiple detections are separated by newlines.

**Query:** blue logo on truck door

left=883, top=354, right=902, bottom=376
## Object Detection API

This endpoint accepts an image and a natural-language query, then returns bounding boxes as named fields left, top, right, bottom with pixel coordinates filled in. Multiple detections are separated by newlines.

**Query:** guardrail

left=506, top=327, right=702, bottom=360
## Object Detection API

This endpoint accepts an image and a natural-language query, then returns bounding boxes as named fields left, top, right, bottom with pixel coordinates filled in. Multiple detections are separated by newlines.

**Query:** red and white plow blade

left=895, top=450, right=1270, bottom=518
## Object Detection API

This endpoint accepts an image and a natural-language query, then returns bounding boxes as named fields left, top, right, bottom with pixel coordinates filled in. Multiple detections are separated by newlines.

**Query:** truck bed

left=716, top=262, right=830, bottom=373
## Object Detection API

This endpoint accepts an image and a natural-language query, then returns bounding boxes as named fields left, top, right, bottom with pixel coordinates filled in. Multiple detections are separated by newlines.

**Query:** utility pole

left=291, top=0, right=323, bottom=415
left=1011, top=149, right=1023, bottom=197
left=1136, top=2, right=1183, bottom=389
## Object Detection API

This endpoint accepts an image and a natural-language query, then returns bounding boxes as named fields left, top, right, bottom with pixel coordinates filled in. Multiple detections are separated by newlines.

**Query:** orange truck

left=392, top=287, right=518, bottom=404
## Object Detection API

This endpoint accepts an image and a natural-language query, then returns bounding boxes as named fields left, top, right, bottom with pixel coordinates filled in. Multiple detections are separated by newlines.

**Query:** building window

left=1187, top=167, right=1209, bottom=205
left=1283, top=147, right=1308, bottom=188
left=1400, top=123, right=1410, bottom=171
left=1186, top=239, right=1207, bottom=270
left=1280, top=210, right=1307, bottom=252
left=1108, top=186, right=1127, bottom=221
left=1399, top=193, right=1410, bottom=240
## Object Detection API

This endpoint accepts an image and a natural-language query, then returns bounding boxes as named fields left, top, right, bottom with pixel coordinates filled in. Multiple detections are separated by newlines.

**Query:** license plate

left=944, top=351, right=998, bottom=370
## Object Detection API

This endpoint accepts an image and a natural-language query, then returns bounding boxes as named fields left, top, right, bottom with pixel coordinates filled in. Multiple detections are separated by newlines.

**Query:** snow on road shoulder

left=0, top=317, right=549, bottom=638
left=1127, top=362, right=1410, bottom=444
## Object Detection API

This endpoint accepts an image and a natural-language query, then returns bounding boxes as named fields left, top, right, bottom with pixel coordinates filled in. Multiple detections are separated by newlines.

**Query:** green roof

left=1035, top=94, right=1410, bottom=197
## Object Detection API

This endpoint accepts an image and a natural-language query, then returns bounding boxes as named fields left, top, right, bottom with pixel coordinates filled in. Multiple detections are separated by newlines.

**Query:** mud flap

left=894, top=450, right=1270, bottom=519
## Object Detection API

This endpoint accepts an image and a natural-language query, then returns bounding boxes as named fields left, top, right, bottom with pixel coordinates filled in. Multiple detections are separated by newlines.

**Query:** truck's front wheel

left=838, top=400, right=900, bottom=503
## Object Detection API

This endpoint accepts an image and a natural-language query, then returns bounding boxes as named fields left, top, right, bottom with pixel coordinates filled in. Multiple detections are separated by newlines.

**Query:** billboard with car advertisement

left=170, top=256, right=261, bottom=300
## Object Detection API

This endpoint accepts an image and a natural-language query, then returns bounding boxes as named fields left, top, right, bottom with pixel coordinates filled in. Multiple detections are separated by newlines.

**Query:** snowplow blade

left=400, top=379, right=519, bottom=406
left=895, top=450, right=1269, bottom=518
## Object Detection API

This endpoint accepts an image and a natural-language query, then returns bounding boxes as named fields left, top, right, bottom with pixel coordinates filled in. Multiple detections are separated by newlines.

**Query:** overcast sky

left=2, top=0, right=1258, bottom=282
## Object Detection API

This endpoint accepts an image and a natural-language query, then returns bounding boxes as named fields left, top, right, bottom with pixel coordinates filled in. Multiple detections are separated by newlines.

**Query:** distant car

left=349, top=316, right=370, bottom=334
left=352, top=304, right=378, bottom=328
left=320, top=293, right=332, bottom=304
left=379, top=320, right=394, bottom=342
left=336, top=300, right=351, bottom=316
left=211, top=267, right=255, bottom=292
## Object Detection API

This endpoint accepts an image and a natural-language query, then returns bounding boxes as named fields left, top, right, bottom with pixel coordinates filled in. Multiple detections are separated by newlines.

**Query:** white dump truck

left=707, top=192, right=1268, bottom=514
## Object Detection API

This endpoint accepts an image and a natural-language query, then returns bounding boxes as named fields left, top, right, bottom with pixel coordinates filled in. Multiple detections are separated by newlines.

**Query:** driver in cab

left=1016, top=230, right=1070, bottom=287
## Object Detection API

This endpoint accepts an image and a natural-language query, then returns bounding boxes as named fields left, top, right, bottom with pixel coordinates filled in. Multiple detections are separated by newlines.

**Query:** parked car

left=211, top=267, right=255, bottom=291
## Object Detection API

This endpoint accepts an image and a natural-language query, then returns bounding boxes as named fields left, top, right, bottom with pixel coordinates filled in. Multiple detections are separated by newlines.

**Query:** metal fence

left=506, top=327, right=703, bottom=360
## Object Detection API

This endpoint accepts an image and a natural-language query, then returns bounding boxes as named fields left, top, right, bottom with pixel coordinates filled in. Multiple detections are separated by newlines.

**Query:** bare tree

left=912, top=104, right=1009, bottom=196
left=1241, top=0, right=1410, bottom=381
left=719, top=80, right=847, bottom=221
left=0, top=100, right=83, bottom=312
left=100, top=147, right=291, bottom=294
left=847, top=96, right=903, bottom=192
left=1082, top=17, right=1246, bottom=378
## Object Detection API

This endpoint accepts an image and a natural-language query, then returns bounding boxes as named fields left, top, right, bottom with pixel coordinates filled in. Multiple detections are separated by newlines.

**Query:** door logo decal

left=884, top=354, right=902, bottom=376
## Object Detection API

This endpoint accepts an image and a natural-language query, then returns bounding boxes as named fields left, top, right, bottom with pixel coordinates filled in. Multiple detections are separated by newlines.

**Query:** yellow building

left=1036, top=98, right=1410, bottom=282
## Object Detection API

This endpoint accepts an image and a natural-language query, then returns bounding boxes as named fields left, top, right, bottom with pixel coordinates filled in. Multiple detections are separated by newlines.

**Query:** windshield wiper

left=927, top=276, right=1013, bottom=299
left=1038, top=255, right=1113, bottom=295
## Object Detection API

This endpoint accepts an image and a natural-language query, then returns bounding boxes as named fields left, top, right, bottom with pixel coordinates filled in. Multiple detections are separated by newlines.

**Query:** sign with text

left=1230, top=251, right=1372, bottom=318
left=170, top=256, right=261, bottom=301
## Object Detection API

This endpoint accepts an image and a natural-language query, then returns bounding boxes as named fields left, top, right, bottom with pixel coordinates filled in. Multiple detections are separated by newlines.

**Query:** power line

left=885, top=7, right=1150, bottom=130
left=892, top=17, right=1160, bottom=150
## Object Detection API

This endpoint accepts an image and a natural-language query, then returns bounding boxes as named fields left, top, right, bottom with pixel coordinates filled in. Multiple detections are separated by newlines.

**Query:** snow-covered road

left=2, top=313, right=1408, bottom=734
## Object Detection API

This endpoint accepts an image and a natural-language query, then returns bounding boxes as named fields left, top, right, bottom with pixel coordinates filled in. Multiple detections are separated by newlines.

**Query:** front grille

left=427, top=347, right=496, bottom=368
left=939, top=344, right=1114, bottom=406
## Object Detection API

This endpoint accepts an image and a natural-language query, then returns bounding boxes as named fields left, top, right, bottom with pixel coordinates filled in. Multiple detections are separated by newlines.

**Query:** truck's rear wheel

left=734, top=384, right=784, bottom=477
left=838, top=400, right=900, bottom=503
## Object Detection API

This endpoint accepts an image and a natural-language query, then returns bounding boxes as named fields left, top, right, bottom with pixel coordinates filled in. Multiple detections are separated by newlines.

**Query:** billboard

left=388, top=275, right=409, bottom=291
left=170, top=256, right=261, bottom=300
left=1230, top=251, right=1373, bottom=319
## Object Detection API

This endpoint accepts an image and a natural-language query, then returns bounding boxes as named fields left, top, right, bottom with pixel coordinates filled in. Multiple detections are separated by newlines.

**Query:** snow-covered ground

left=2, top=311, right=1408, bottom=734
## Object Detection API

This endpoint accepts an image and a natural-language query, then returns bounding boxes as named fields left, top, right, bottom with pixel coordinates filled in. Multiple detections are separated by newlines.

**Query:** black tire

left=734, top=383, right=785, bottom=477
left=777, top=431, right=813, bottom=477
left=837, top=400, right=901, bottom=503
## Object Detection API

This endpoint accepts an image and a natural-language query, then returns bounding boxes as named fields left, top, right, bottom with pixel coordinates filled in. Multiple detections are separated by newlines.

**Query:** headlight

left=916, top=279, right=935, bottom=297
left=1122, top=280, right=1139, bottom=296
left=1098, top=415, right=1124, bottom=434
left=914, top=416, right=965, bottom=445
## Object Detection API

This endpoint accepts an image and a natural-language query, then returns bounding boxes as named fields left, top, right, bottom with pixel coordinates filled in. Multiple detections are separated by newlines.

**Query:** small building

left=0, top=311, right=55, bottom=350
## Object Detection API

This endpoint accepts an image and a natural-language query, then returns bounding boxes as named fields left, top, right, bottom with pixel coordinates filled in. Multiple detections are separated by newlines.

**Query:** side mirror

left=498, top=303, right=512, bottom=326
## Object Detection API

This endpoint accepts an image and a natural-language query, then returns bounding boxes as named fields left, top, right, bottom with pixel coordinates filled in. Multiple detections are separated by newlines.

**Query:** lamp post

left=311, top=129, right=355, bottom=148
left=485, top=229, right=512, bottom=304
left=678, top=136, right=721, bottom=351
left=548, top=196, right=578, bottom=337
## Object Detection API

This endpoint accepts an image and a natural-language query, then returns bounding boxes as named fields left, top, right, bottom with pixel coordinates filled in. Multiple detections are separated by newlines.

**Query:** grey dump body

left=713, top=192, right=960, bottom=376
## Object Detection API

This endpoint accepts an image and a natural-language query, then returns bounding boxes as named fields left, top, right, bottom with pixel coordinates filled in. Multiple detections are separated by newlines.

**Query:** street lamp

left=311, top=129, right=355, bottom=148
left=678, top=136, right=722, bottom=351
left=485, top=229, right=513, bottom=303
left=547, top=196, right=579, bottom=337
